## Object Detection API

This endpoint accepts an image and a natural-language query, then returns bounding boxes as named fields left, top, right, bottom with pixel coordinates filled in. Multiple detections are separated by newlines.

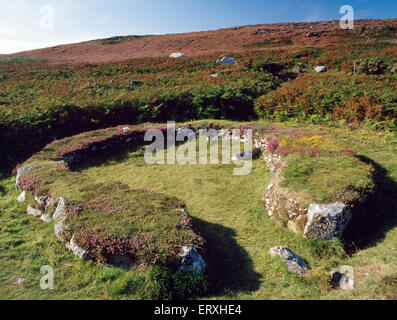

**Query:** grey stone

left=34, top=195, right=56, bottom=207
left=177, top=244, right=206, bottom=274
left=306, top=32, right=322, bottom=37
left=70, top=236, right=88, bottom=260
left=269, top=246, right=310, bottom=275
left=15, top=166, right=34, bottom=190
left=176, top=128, right=196, bottom=141
left=216, top=57, right=238, bottom=65
left=330, top=269, right=354, bottom=290
left=54, top=218, right=67, bottom=241
left=53, top=197, right=68, bottom=220
left=314, top=66, right=327, bottom=73
left=40, top=214, right=52, bottom=223
left=16, top=191, right=26, bottom=202
left=304, top=202, right=352, bottom=240
left=14, top=278, right=25, bottom=286
left=169, top=52, right=187, bottom=58
left=27, top=205, right=43, bottom=217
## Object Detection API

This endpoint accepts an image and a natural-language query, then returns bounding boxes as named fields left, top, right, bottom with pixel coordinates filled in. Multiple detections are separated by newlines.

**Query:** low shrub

left=353, top=58, right=387, bottom=75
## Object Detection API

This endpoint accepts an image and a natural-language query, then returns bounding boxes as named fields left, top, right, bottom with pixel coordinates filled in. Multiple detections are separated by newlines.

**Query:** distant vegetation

left=0, top=29, right=396, bottom=171
left=0, top=57, right=47, bottom=64
left=100, top=35, right=146, bottom=45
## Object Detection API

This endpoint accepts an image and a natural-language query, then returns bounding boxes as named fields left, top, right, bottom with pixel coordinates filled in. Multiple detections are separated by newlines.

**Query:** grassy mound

left=19, top=121, right=377, bottom=246
left=251, top=125, right=377, bottom=234
left=262, top=129, right=375, bottom=206
left=16, top=125, right=207, bottom=298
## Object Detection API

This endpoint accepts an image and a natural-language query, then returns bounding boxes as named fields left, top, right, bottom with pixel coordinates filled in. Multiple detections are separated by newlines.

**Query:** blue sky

left=1, top=0, right=396, bottom=54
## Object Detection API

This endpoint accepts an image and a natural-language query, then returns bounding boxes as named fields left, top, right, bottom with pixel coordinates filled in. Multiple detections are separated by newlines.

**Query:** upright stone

left=15, top=166, right=34, bottom=190
left=177, top=244, right=206, bottom=274
left=304, top=202, right=352, bottom=240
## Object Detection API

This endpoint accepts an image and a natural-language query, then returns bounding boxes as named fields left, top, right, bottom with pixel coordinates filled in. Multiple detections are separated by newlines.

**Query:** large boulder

left=269, top=247, right=310, bottom=275
left=177, top=244, right=206, bottom=274
left=169, top=52, right=187, bottom=58
left=216, top=57, right=238, bottom=65
left=304, top=202, right=351, bottom=240
left=15, top=166, right=34, bottom=190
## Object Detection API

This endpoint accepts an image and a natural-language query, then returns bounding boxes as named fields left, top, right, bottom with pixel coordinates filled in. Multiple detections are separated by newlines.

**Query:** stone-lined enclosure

left=14, top=122, right=376, bottom=274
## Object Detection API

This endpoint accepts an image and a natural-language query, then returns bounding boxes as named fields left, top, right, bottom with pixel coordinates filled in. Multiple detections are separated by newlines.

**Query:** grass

left=282, top=154, right=375, bottom=208
left=79, top=143, right=350, bottom=299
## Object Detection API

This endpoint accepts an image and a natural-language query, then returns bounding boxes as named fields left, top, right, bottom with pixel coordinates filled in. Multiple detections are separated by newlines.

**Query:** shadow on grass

left=69, top=144, right=143, bottom=172
left=192, top=217, right=261, bottom=297
left=70, top=144, right=262, bottom=297
left=343, top=155, right=397, bottom=253
left=0, top=183, right=5, bottom=196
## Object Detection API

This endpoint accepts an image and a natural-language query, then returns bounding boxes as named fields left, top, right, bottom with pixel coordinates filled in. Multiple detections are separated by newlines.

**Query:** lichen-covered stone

left=304, top=202, right=351, bottom=240
left=177, top=244, right=206, bottom=274
left=269, top=246, right=310, bottom=275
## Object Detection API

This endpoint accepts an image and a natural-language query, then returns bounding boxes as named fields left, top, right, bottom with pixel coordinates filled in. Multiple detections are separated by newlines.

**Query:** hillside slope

left=3, top=19, right=395, bottom=64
